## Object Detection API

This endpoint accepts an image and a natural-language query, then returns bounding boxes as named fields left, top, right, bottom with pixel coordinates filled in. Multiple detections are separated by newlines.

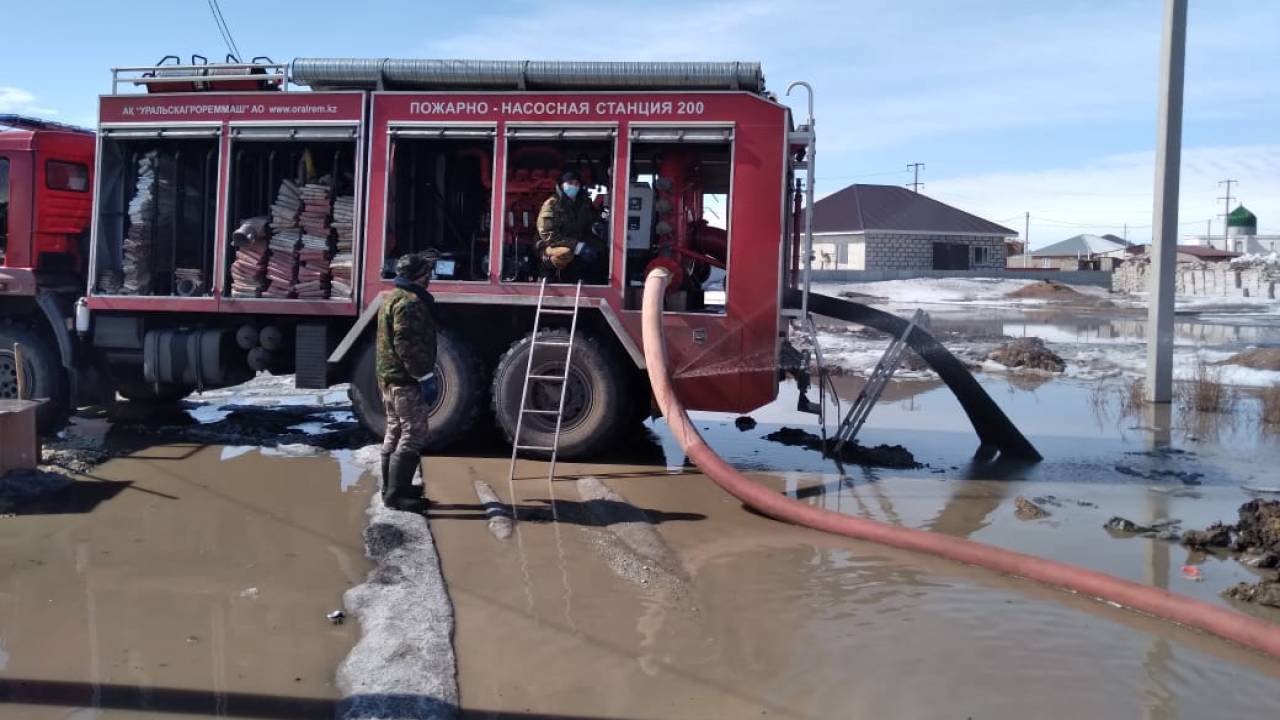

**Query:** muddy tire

left=491, top=330, right=626, bottom=459
left=0, top=320, right=67, bottom=431
left=349, top=328, right=486, bottom=451
left=110, top=367, right=192, bottom=404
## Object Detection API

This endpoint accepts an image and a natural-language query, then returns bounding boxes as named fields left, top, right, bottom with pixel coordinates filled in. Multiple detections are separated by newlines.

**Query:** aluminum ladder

left=832, top=309, right=927, bottom=453
left=507, top=278, right=584, bottom=489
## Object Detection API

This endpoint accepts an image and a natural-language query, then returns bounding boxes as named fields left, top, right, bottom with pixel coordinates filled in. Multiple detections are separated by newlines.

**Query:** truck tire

left=491, top=330, right=626, bottom=459
left=0, top=320, right=67, bottom=431
left=349, top=328, right=485, bottom=451
left=109, top=367, right=192, bottom=404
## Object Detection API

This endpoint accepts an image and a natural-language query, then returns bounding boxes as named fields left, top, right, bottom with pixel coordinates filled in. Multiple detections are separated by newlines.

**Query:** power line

left=815, top=168, right=909, bottom=181
left=208, top=0, right=242, bottom=62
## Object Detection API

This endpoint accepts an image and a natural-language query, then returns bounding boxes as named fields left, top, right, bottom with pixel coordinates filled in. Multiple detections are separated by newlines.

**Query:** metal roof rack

left=111, top=55, right=288, bottom=95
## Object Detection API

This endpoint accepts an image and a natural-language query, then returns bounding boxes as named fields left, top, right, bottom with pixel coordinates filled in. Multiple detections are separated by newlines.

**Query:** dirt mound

left=1218, top=347, right=1280, bottom=371
left=1234, top=499, right=1280, bottom=553
left=1005, top=280, right=1090, bottom=302
left=987, top=337, right=1066, bottom=373
left=1225, top=582, right=1280, bottom=608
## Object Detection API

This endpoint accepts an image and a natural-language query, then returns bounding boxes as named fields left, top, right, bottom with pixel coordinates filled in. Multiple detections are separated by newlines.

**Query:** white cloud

left=0, top=86, right=59, bottom=117
left=925, top=144, right=1280, bottom=246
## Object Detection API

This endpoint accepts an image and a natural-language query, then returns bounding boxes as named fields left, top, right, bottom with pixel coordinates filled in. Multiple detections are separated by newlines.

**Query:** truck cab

left=0, top=116, right=95, bottom=423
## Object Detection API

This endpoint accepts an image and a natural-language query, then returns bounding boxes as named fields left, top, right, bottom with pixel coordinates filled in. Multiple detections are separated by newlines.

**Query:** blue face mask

left=562, top=183, right=580, bottom=199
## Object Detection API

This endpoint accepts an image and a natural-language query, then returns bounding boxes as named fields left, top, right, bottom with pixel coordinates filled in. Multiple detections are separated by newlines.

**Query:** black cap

left=558, top=168, right=581, bottom=184
left=395, top=250, right=439, bottom=280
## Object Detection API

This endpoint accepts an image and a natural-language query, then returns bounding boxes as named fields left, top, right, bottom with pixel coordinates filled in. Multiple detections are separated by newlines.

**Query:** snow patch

left=337, top=470, right=458, bottom=719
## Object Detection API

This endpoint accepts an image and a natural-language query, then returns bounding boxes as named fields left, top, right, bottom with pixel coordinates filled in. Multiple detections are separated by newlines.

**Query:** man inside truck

left=376, top=250, right=441, bottom=512
left=536, top=168, right=602, bottom=283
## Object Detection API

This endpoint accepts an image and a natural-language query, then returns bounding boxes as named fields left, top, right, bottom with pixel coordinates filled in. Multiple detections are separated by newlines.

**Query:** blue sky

left=2, top=0, right=1276, bottom=246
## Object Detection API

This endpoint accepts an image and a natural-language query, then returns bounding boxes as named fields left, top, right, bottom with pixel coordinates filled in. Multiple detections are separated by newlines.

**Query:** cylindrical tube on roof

left=290, top=58, right=764, bottom=93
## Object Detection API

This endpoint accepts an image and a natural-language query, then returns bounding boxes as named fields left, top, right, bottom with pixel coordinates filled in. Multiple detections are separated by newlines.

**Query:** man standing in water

left=377, top=250, right=440, bottom=511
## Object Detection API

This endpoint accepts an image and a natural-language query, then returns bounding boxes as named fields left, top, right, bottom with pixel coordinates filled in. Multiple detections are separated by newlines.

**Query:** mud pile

left=987, top=337, right=1066, bottom=373
left=1004, top=280, right=1091, bottom=302
left=764, top=427, right=921, bottom=469
left=1218, top=347, right=1280, bottom=371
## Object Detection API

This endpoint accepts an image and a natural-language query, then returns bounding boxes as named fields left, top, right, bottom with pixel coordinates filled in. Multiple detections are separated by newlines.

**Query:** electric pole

left=1145, top=0, right=1187, bottom=405
left=1023, top=212, right=1030, bottom=267
left=906, top=162, right=925, bottom=193
left=1218, top=179, right=1237, bottom=248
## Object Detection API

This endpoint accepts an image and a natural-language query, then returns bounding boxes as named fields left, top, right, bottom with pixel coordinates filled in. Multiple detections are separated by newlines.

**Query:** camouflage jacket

left=536, top=190, right=596, bottom=251
left=376, top=284, right=437, bottom=387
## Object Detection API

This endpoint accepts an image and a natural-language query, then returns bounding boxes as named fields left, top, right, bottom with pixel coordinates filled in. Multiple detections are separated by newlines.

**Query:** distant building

left=1186, top=205, right=1280, bottom=255
left=810, top=184, right=1016, bottom=271
left=1009, top=233, right=1130, bottom=271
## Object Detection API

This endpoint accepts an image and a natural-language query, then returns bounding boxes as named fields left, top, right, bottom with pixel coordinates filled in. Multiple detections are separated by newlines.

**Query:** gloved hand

left=574, top=242, right=599, bottom=265
left=419, top=373, right=440, bottom=405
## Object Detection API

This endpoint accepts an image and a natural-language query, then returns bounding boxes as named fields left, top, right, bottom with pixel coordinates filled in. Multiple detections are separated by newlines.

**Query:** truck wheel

left=0, top=321, right=67, bottom=431
left=349, top=328, right=486, bottom=451
left=491, top=330, right=626, bottom=459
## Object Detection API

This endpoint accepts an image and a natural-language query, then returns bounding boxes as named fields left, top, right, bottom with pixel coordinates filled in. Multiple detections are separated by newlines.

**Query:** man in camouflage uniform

left=537, top=168, right=600, bottom=282
left=377, top=250, right=440, bottom=512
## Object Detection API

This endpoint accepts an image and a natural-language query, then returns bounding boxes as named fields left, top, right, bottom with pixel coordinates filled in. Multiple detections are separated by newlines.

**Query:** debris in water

left=1243, top=485, right=1280, bottom=495
left=1104, top=516, right=1152, bottom=534
left=734, top=416, right=757, bottom=431
left=327, top=610, right=346, bottom=625
left=1181, top=565, right=1204, bottom=582
left=1217, top=347, right=1280, bottom=372
left=1224, top=581, right=1280, bottom=608
left=763, top=427, right=921, bottom=469
left=240, top=587, right=260, bottom=599
left=1114, top=464, right=1204, bottom=485
left=1181, top=522, right=1232, bottom=549
left=1240, top=552, right=1280, bottom=569
left=1014, top=496, right=1050, bottom=520
left=986, top=337, right=1065, bottom=373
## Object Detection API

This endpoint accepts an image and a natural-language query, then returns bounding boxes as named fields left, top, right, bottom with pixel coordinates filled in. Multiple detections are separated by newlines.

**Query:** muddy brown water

left=0, top=440, right=371, bottom=719
left=430, top=456, right=1280, bottom=720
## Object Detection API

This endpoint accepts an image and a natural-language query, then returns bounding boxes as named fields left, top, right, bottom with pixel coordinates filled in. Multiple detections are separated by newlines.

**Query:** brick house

left=809, top=184, right=1016, bottom=271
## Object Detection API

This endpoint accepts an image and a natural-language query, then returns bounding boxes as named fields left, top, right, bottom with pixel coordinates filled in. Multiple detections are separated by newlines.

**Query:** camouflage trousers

left=380, top=382, right=430, bottom=455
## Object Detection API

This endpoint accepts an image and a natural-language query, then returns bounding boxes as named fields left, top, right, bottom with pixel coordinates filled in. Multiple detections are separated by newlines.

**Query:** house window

left=972, top=245, right=989, bottom=265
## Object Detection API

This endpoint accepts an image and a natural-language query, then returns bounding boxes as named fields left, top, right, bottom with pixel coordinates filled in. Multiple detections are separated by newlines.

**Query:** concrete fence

left=808, top=268, right=1114, bottom=288
left=1112, top=260, right=1279, bottom=299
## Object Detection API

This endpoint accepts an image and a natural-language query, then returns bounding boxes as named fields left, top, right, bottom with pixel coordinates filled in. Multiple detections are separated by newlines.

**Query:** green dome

left=1227, top=205, right=1257, bottom=228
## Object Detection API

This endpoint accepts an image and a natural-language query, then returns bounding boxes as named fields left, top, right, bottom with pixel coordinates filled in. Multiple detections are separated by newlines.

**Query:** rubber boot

left=379, top=452, right=393, bottom=505
left=385, top=450, right=426, bottom=512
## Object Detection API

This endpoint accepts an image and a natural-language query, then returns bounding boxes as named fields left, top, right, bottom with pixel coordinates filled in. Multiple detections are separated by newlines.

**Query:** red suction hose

left=641, top=268, right=1280, bottom=659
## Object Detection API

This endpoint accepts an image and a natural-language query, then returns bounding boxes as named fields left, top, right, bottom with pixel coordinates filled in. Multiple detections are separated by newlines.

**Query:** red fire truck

left=0, top=57, right=815, bottom=457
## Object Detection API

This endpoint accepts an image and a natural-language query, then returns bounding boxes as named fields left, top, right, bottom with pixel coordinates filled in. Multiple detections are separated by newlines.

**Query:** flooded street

left=431, top=457, right=1280, bottom=719
left=3, top=293, right=1280, bottom=718
left=0, top=438, right=372, bottom=718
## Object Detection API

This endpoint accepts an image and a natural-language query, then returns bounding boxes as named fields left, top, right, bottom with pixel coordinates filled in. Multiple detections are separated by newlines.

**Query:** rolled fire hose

left=640, top=267, right=1280, bottom=659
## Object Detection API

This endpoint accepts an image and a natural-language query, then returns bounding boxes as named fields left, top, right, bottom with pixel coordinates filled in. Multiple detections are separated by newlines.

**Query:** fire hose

left=640, top=267, right=1280, bottom=660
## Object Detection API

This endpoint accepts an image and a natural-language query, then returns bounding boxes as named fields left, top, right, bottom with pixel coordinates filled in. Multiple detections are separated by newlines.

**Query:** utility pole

left=1023, top=212, right=1030, bottom=267
left=1217, top=179, right=1237, bottom=249
left=1123, top=223, right=1128, bottom=243
left=906, top=162, right=925, bottom=193
left=1145, top=0, right=1187, bottom=405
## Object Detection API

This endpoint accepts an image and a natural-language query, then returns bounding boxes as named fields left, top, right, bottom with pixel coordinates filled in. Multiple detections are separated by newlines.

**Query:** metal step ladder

left=507, top=278, right=584, bottom=490
left=832, top=309, right=927, bottom=453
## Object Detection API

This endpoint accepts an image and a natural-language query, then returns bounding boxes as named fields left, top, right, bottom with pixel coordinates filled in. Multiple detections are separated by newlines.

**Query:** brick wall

left=865, top=233, right=1007, bottom=271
